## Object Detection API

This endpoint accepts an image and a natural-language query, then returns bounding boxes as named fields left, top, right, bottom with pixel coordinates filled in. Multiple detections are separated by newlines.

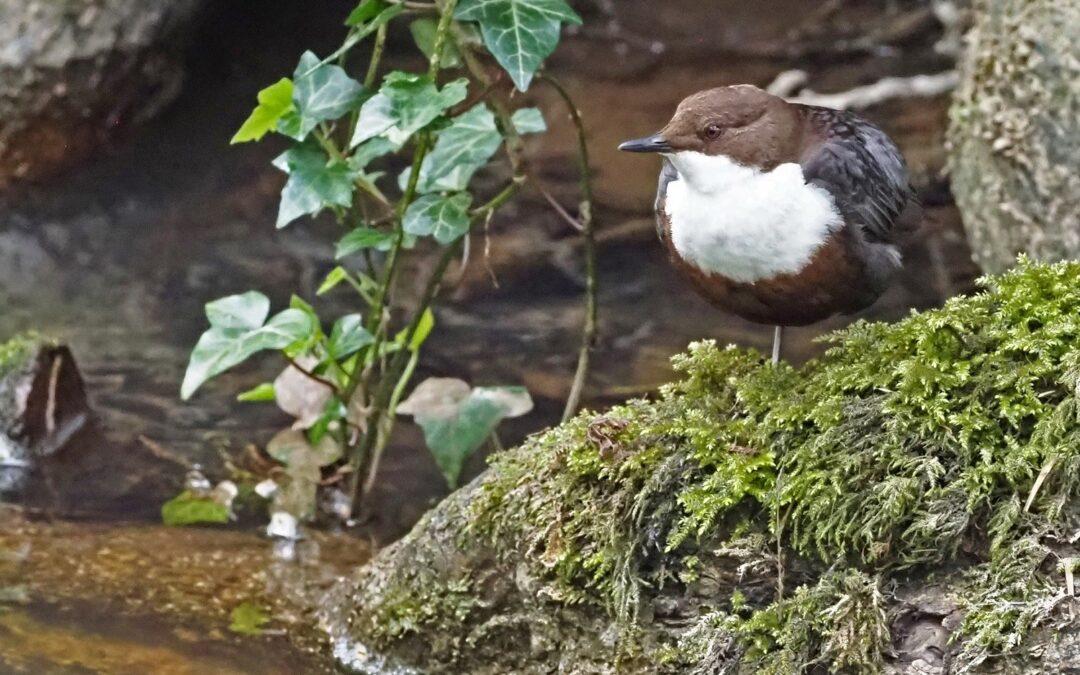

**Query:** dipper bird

left=619, top=84, right=917, bottom=363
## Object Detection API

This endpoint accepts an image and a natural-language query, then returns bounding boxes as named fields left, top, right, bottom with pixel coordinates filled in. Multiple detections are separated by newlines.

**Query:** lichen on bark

left=947, top=0, right=1080, bottom=273
left=332, top=259, right=1080, bottom=673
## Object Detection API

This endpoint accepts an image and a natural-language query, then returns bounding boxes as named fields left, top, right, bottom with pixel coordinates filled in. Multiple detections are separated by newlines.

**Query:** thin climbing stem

left=540, top=74, right=597, bottom=422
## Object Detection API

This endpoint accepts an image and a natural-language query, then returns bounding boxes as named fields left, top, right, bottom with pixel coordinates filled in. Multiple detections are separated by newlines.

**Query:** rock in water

left=0, top=0, right=205, bottom=187
left=0, top=334, right=185, bottom=516
left=947, top=0, right=1080, bottom=273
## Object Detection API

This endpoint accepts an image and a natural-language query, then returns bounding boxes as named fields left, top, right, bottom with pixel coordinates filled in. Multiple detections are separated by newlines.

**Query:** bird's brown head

left=619, top=85, right=802, bottom=171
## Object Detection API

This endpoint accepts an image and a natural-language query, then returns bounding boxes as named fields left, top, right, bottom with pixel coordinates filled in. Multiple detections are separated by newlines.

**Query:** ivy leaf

left=274, top=357, right=333, bottom=429
left=274, top=144, right=356, bottom=228
left=161, top=492, right=230, bottom=526
left=406, top=105, right=546, bottom=194
left=289, top=51, right=365, bottom=140
left=266, top=428, right=343, bottom=468
left=351, top=73, right=468, bottom=148
left=335, top=226, right=408, bottom=258
left=413, top=104, right=504, bottom=193
left=398, top=378, right=533, bottom=487
left=403, top=193, right=473, bottom=245
left=232, top=78, right=294, bottom=144
left=455, top=0, right=582, bottom=91
left=350, top=137, right=397, bottom=170
left=511, top=106, right=546, bottom=133
left=181, top=292, right=316, bottom=400
left=346, top=0, right=389, bottom=26
left=410, top=17, right=462, bottom=67
left=329, top=314, right=375, bottom=358
left=237, top=382, right=276, bottom=402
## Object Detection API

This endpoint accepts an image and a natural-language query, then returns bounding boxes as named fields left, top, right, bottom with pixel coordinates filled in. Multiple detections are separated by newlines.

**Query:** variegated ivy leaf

left=350, top=72, right=468, bottom=148
left=281, top=51, right=365, bottom=141
left=455, top=0, right=581, bottom=91
left=406, top=105, right=546, bottom=194
left=273, top=144, right=356, bottom=228
left=397, top=378, right=533, bottom=487
left=403, top=193, right=473, bottom=245
left=181, top=292, right=316, bottom=400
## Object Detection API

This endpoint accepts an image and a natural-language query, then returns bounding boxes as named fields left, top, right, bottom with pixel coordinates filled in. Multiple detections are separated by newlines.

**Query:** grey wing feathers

left=800, top=109, right=917, bottom=244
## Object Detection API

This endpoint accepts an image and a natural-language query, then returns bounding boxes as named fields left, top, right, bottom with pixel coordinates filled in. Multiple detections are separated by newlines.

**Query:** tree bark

left=0, top=0, right=204, bottom=188
left=947, top=0, right=1080, bottom=274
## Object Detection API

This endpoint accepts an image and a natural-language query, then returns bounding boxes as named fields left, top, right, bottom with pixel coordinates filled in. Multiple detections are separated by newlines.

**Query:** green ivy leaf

left=412, top=104, right=504, bottom=193
left=410, top=17, right=462, bottom=67
left=161, top=492, right=230, bottom=526
left=346, top=0, right=389, bottom=26
left=351, top=73, right=468, bottom=148
left=289, top=51, right=365, bottom=140
left=407, top=105, right=546, bottom=194
left=455, top=0, right=581, bottom=91
left=397, top=378, right=533, bottom=487
left=232, top=78, right=295, bottom=144
left=237, top=382, right=276, bottom=402
left=403, top=193, right=473, bottom=245
left=329, top=314, right=375, bottom=358
left=181, top=292, right=316, bottom=400
left=335, top=226, right=404, bottom=258
left=350, top=137, right=397, bottom=171
left=317, top=266, right=350, bottom=295
left=273, top=144, right=356, bottom=228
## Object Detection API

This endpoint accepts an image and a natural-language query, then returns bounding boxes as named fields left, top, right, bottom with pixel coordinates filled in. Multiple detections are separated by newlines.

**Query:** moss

left=357, top=259, right=1080, bottom=671
left=0, top=332, right=47, bottom=380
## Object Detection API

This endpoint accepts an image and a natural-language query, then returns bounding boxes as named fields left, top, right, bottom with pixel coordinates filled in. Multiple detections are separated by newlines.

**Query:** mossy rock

left=334, top=260, right=1080, bottom=673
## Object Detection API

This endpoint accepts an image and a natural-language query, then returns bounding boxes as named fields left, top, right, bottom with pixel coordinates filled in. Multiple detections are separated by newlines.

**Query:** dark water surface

left=0, top=0, right=977, bottom=666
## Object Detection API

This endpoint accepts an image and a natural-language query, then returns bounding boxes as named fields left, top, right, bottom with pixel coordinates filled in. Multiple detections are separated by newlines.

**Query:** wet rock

left=0, top=0, right=205, bottom=188
left=0, top=334, right=185, bottom=517
left=948, top=0, right=1080, bottom=273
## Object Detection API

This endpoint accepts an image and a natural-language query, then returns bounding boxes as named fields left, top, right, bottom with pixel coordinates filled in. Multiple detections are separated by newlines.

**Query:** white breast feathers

left=663, top=151, right=843, bottom=283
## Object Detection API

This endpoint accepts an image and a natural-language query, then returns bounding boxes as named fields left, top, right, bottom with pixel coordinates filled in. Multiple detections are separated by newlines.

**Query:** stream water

left=0, top=0, right=977, bottom=669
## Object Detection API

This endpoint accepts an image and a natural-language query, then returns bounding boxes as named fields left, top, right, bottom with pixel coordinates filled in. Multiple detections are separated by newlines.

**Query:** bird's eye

left=703, top=123, right=723, bottom=140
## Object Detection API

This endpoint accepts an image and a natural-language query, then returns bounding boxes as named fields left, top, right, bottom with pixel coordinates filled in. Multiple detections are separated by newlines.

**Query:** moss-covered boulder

left=333, top=260, right=1080, bottom=673
left=948, top=0, right=1080, bottom=274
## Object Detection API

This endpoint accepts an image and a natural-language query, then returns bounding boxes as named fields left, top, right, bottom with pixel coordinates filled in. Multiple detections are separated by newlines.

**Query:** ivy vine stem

left=539, top=74, right=598, bottom=423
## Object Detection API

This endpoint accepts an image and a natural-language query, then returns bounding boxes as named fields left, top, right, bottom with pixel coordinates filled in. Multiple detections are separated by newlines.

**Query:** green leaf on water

left=237, top=382, right=276, bottom=402
left=398, top=378, right=533, bottom=487
left=288, top=51, right=365, bottom=140
left=410, top=17, right=462, bottom=67
left=455, top=0, right=581, bottom=91
left=232, top=78, right=295, bottom=144
left=161, top=492, right=231, bottom=526
left=403, top=193, right=473, bottom=245
left=329, top=313, right=375, bottom=358
left=350, top=72, right=468, bottom=148
left=181, top=292, right=317, bottom=400
left=273, top=144, right=356, bottom=228
left=229, top=602, right=271, bottom=636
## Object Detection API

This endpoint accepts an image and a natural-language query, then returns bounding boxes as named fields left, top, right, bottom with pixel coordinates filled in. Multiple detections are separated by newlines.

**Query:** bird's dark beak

left=618, top=134, right=672, bottom=153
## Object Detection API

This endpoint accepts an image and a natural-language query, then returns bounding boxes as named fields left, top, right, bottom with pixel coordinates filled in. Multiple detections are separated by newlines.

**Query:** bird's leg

left=771, top=326, right=783, bottom=365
